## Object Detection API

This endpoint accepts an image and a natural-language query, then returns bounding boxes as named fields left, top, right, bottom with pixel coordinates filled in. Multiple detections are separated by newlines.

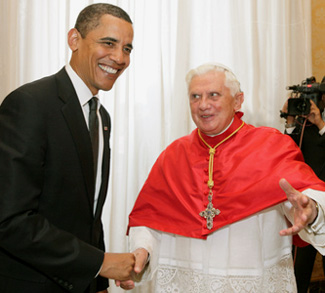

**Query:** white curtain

left=0, top=0, right=312, bottom=292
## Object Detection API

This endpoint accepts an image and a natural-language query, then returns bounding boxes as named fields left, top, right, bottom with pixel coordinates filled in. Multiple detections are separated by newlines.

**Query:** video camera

left=285, top=76, right=325, bottom=116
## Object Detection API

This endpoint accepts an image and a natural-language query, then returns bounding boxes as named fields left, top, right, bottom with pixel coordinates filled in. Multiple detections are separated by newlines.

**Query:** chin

left=100, top=82, right=116, bottom=92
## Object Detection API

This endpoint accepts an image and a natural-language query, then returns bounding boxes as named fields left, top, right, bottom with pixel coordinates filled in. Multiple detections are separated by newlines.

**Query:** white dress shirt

left=65, top=64, right=103, bottom=214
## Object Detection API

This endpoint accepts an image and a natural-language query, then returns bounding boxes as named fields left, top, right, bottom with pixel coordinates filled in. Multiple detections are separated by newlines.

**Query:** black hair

left=75, top=3, right=132, bottom=38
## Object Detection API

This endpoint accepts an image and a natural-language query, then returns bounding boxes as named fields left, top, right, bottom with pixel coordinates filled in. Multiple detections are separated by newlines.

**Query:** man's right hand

left=115, top=248, right=149, bottom=290
left=99, top=253, right=135, bottom=280
left=307, top=100, right=325, bottom=130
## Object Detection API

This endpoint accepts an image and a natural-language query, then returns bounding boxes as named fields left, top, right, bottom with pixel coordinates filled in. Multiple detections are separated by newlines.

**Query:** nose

left=111, top=48, right=124, bottom=64
left=199, top=96, right=211, bottom=110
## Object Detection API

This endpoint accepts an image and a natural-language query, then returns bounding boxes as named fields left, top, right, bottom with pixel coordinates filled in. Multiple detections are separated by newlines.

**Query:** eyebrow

left=99, top=37, right=133, bottom=50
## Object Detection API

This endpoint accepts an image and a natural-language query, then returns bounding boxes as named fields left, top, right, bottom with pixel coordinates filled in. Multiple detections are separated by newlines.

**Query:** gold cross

left=200, top=202, right=220, bottom=230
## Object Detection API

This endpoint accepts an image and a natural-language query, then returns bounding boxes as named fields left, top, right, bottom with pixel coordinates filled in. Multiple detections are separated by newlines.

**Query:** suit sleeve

left=0, top=89, right=104, bottom=292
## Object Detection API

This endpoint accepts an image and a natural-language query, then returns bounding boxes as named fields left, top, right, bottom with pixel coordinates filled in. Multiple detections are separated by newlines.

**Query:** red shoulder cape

left=128, top=113, right=325, bottom=240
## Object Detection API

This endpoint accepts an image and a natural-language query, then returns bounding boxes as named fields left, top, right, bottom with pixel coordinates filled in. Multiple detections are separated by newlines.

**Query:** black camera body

left=286, top=77, right=325, bottom=116
left=287, top=97, right=311, bottom=116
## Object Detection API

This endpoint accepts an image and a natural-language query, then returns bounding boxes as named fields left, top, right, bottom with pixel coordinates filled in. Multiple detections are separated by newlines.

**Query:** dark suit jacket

left=0, top=68, right=111, bottom=292
left=287, top=120, right=325, bottom=181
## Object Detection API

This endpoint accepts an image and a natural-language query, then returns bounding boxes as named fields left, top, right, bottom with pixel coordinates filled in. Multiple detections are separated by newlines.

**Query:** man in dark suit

left=282, top=77, right=325, bottom=292
left=0, top=3, right=136, bottom=293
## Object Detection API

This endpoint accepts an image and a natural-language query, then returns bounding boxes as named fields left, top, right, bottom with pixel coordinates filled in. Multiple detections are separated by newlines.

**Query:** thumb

left=115, top=280, right=121, bottom=287
left=279, top=178, right=295, bottom=195
left=133, top=249, right=148, bottom=274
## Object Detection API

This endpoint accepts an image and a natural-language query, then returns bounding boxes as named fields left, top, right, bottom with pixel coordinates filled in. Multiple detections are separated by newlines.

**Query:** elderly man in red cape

left=118, top=63, right=325, bottom=292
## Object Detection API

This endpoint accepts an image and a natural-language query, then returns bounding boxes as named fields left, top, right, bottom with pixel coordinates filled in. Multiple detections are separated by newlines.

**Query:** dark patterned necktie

left=88, top=97, right=99, bottom=179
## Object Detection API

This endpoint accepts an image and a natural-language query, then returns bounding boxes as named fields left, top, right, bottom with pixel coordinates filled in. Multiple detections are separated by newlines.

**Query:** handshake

left=99, top=248, right=148, bottom=291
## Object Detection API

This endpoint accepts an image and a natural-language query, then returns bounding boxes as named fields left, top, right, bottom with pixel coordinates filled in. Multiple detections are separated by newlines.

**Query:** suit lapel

left=55, top=68, right=95, bottom=212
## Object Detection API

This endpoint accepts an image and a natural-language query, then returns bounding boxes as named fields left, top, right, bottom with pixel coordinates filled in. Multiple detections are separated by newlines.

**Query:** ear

left=233, top=92, right=244, bottom=111
left=67, top=28, right=80, bottom=52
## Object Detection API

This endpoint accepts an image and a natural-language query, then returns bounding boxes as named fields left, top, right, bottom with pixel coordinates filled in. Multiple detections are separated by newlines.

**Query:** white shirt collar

left=65, top=64, right=100, bottom=107
left=207, top=117, right=234, bottom=137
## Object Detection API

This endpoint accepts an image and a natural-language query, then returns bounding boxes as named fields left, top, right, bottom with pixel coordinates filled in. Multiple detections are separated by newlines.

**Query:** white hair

left=185, top=62, right=241, bottom=97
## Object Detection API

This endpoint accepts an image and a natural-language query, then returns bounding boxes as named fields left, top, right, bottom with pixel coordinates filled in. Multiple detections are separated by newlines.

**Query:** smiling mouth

left=99, top=64, right=118, bottom=74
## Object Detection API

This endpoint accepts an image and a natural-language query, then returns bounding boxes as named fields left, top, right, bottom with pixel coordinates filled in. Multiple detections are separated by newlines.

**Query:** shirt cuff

left=129, top=227, right=156, bottom=256
left=95, top=263, right=103, bottom=278
left=284, top=126, right=295, bottom=134
left=307, top=202, right=324, bottom=233
left=319, top=125, right=325, bottom=136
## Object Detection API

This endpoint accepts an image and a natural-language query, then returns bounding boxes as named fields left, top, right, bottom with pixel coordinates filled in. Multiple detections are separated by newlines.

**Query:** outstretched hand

left=279, top=178, right=318, bottom=236
left=115, top=248, right=149, bottom=290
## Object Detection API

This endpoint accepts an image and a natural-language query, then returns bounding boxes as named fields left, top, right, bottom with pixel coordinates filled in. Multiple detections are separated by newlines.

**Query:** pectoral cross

left=197, top=126, right=244, bottom=231
left=200, top=201, right=220, bottom=230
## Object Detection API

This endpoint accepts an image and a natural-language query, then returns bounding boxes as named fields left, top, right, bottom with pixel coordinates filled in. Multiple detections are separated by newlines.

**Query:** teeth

left=99, top=64, right=118, bottom=74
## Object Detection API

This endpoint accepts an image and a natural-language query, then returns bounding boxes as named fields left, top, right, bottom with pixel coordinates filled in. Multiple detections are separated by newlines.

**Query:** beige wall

left=312, top=0, right=325, bottom=82
left=310, top=1, right=325, bottom=282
